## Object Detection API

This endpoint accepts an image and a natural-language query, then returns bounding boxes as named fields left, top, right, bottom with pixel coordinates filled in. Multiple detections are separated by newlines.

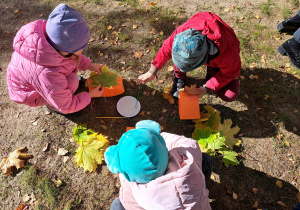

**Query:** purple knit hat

left=46, top=4, right=90, bottom=53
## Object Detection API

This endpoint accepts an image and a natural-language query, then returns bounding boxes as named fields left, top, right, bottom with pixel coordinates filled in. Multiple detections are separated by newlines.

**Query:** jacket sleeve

left=78, top=54, right=91, bottom=71
left=33, top=68, right=91, bottom=114
left=152, top=29, right=180, bottom=70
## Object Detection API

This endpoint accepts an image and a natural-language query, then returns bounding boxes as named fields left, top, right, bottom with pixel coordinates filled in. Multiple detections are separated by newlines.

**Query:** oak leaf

left=0, top=147, right=31, bottom=175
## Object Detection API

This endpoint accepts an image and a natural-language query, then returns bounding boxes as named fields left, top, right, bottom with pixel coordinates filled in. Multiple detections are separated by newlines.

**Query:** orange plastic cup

left=87, top=74, right=125, bottom=97
left=178, top=91, right=200, bottom=120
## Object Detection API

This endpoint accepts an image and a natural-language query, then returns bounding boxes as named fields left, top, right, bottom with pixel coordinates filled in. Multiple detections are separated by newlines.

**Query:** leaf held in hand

left=183, top=85, right=206, bottom=95
left=88, top=66, right=119, bottom=88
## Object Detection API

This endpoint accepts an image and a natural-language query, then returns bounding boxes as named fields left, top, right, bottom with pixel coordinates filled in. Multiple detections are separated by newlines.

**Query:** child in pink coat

left=105, top=120, right=213, bottom=210
left=6, top=4, right=104, bottom=114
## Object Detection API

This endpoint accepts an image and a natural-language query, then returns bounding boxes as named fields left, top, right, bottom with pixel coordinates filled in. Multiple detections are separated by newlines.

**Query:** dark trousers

left=289, top=11, right=300, bottom=42
left=174, top=65, right=240, bottom=102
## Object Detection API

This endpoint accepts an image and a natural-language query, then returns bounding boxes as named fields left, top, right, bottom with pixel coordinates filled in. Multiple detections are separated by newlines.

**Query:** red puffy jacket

left=152, top=12, right=241, bottom=92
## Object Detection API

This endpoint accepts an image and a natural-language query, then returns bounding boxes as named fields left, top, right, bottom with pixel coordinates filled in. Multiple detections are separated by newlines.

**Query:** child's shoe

left=278, top=37, right=300, bottom=69
left=171, top=77, right=186, bottom=98
left=277, top=19, right=300, bottom=34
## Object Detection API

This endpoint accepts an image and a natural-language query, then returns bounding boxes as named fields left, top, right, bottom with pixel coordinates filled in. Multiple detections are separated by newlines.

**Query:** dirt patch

left=0, top=0, right=299, bottom=209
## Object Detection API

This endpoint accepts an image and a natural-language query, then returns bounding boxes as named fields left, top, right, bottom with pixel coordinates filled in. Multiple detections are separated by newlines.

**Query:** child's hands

left=89, top=84, right=104, bottom=98
left=88, top=63, right=104, bottom=75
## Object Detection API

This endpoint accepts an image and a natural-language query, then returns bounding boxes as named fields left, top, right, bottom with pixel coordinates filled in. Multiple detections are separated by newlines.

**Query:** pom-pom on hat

left=46, top=3, right=90, bottom=53
left=104, top=120, right=168, bottom=184
left=172, top=28, right=208, bottom=72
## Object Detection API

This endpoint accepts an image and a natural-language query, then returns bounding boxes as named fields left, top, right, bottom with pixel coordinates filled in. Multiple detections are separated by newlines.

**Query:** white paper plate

left=117, top=96, right=141, bottom=117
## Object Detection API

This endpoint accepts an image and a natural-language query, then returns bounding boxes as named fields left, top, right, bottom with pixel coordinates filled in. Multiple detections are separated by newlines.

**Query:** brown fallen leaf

left=276, top=180, right=283, bottom=188
left=277, top=201, right=287, bottom=207
left=134, top=52, right=143, bottom=59
left=183, top=85, right=205, bottom=95
left=162, top=109, right=167, bottom=113
left=132, top=25, right=138, bottom=29
left=148, top=1, right=158, bottom=7
left=0, top=147, right=31, bottom=175
left=151, top=90, right=156, bottom=96
left=232, top=192, right=237, bottom=200
left=252, top=187, right=259, bottom=194
left=162, top=91, right=174, bottom=104
left=58, top=148, right=68, bottom=156
left=226, top=185, right=233, bottom=195
left=16, top=204, right=29, bottom=210
left=252, top=201, right=258, bottom=208
left=140, top=111, right=145, bottom=116
left=167, top=66, right=174, bottom=72
left=100, top=125, right=108, bottom=130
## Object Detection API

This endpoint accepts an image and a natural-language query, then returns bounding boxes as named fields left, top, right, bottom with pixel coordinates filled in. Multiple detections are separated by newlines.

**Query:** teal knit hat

left=104, top=120, right=168, bottom=184
left=172, top=28, right=208, bottom=72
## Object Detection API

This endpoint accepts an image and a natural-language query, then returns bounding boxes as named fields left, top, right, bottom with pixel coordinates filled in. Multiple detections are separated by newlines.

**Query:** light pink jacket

left=6, top=20, right=91, bottom=113
left=119, top=132, right=211, bottom=210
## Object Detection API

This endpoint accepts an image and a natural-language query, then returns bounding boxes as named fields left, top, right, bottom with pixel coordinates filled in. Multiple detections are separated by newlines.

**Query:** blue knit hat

left=172, top=28, right=208, bottom=72
left=46, top=4, right=90, bottom=53
left=104, top=120, right=169, bottom=184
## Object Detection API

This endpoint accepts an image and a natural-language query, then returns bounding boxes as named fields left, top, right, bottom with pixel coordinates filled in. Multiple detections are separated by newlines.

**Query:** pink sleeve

left=35, top=69, right=91, bottom=114
left=78, top=54, right=91, bottom=71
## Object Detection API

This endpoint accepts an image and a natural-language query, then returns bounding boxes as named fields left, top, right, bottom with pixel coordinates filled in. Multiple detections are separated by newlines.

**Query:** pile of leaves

left=87, top=66, right=119, bottom=88
left=73, top=124, right=110, bottom=172
left=192, top=105, right=241, bottom=167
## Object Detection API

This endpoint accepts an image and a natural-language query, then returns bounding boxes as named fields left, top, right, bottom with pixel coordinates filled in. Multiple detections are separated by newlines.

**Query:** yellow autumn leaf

left=133, top=25, right=138, bottom=29
left=261, top=54, right=267, bottom=64
left=160, top=31, right=164, bottom=36
left=0, top=147, right=31, bottom=176
left=255, top=15, right=260, bottom=19
left=74, top=133, right=109, bottom=172
left=218, top=119, right=241, bottom=149
left=107, top=25, right=112, bottom=30
left=162, top=91, right=174, bottom=104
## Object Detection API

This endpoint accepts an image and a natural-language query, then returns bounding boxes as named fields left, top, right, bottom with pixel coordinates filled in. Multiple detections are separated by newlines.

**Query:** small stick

left=96, top=117, right=125, bottom=119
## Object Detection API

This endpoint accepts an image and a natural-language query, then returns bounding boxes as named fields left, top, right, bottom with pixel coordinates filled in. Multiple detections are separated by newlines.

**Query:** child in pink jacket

left=6, top=4, right=104, bottom=114
left=105, top=120, right=212, bottom=210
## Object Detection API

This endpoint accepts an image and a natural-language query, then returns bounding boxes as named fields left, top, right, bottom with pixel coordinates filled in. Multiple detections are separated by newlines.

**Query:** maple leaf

left=183, top=85, right=206, bottom=95
left=88, top=66, right=119, bottom=88
left=192, top=128, right=225, bottom=155
left=219, top=119, right=241, bottom=149
left=74, top=133, right=110, bottom=172
left=73, top=125, right=110, bottom=172
left=218, top=148, right=239, bottom=167
left=0, top=147, right=31, bottom=175
left=194, top=105, right=221, bottom=131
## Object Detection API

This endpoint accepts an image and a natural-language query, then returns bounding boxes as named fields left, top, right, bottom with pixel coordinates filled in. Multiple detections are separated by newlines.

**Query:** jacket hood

left=13, top=19, right=73, bottom=67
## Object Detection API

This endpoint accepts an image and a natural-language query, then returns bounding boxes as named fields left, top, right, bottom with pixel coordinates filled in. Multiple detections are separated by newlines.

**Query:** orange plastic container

left=178, top=91, right=200, bottom=120
left=87, top=74, right=125, bottom=97
left=126, top=127, right=135, bottom=132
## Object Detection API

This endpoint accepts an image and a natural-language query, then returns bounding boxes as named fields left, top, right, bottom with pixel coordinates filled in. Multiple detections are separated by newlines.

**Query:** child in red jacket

left=137, top=12, right=241, bottom=102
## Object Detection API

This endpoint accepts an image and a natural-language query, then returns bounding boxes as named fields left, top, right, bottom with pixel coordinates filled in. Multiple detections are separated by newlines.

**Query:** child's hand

left=198, top=87, right=207, bottom=99
left=89, top=84, right=104, bottom=98
left=88, top=63, right=104, bottom=75
left=137, top=72, right=155, bottom=84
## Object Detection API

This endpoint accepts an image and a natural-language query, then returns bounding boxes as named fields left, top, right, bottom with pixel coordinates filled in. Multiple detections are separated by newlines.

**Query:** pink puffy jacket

left=119, top=132, right=211, bottom=210
left=6, top=20, right=92, bottom=113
